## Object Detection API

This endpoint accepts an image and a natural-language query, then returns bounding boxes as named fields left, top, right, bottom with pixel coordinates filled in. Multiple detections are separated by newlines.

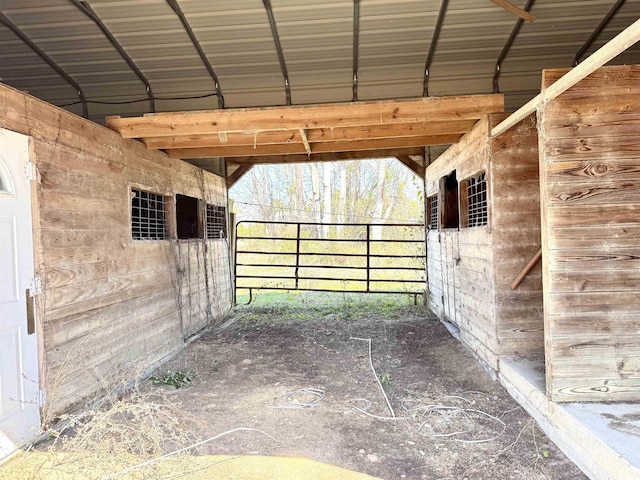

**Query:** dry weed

left=4, top=370, right=200, bottom=480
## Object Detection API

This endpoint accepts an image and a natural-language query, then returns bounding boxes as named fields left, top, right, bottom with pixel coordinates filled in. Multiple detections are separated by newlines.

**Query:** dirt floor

left=144, top=293, right=586, bottom=480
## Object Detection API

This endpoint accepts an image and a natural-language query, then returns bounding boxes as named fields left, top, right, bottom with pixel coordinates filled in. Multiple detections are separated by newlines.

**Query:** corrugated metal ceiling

left=0, top=0, right=639, bottom=124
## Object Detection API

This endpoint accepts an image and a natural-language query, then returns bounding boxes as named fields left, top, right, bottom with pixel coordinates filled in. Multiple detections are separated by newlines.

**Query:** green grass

left=233, top=291, right=425, bottom=323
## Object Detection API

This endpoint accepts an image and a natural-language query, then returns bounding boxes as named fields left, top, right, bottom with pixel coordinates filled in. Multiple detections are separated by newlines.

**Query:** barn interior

left=1, top=1, right=640, bottom=478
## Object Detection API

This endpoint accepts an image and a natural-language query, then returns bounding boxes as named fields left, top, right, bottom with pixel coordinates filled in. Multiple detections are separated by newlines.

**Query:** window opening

left=464, top=172, right=488, bottom=227
left=132, top=189, right=167, bottom=240
left=206, top=204, right=227, bottom=239
left=427, top=195, right=438, bottom=230
left=441, top=171, right=459, bottom=229
left=176, top=194, right=202, bottom=239
left=0, top=159, right=14, bottom=194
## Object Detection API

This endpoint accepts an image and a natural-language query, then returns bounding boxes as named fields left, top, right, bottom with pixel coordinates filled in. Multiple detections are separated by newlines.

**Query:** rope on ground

left=267, top=388, right=325, bottom=409
left=352, top=384, right=507, bottom=444
left=403, top=391, right=506, bottom=444
left=350, top=337, right=396, bottom=418
left=349, top=398, right=406, bottom=421
left=98, top=427, right=277, bottom=479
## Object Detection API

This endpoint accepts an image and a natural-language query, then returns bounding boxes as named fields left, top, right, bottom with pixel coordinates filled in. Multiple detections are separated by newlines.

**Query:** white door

left=0, top=128, right=40, bottom=455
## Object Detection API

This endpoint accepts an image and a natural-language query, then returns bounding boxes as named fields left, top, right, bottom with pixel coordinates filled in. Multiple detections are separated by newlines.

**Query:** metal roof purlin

left=263, top=0, right=292, bottom=106
left=0, top=11, right=89, bottom=118
left=422, top=0, right=448, bottom=97
left=165, top=0, right=225, bottom=109
left=492, top=0, right=536, bottom=94
left=573, top=0, right=627, bottom=66
left=69, top=0, right=156, bottom=113
left=352, top=0, right=360, bottom=102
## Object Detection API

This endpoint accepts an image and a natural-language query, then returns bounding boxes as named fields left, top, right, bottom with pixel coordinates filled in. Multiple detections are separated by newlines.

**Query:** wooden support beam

left=227, top=147, right=424, bottom=165
left=106, top=95, right=504, bottom=139
left=143, top=130, right=300, bottom=149
left=142, top=120, right=476, bottom=150
left=305, top=120, right=477, bottom=142
left=169, top=143, right=306, bottom=159
left=491, top=0, right=536, bottom=22
left=226, top=163, right=254, bottom=188
left=396, top=155, right=426, bottom=178
left=167, top=134, right=462, bottom=159
left=491, top=17, right=640, bottom=137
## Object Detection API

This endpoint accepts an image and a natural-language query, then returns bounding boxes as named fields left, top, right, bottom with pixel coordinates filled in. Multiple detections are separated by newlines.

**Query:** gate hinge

left=25, top=161, right=37, bottom=181
left=37, top=389, right=46, bottom=407
left=30, top=276, right=43, bottom=296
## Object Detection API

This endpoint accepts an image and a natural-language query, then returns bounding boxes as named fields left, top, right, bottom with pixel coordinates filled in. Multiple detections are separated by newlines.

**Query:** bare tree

left=322, top=163, right=332, bottom=238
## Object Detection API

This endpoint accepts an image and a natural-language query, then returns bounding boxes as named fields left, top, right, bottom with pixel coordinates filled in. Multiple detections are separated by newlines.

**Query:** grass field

left=235, top=223, right=426, bottom=295
left=233, top=291, right=426, bottom=322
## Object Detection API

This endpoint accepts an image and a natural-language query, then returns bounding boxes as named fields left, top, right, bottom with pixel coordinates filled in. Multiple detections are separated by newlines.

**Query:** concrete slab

left=499, top=358, right=640, bottom=480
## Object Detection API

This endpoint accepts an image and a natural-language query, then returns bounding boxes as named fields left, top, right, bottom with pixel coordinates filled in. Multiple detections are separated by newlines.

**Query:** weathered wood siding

left=490, top=114, right=543, bottom=359
left=539, top=65, right=640, bottom=402
left=426, top=114, right=544, bottom=371
left=0, top=83, right=232, bottom=417
left=425, top=117, right=498, bottom=370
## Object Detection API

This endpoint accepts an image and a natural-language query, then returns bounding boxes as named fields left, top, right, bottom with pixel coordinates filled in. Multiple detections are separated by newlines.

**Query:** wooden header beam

left=167, top=135, right=460, bottom=159
left=107, top=95, right=501, bottom=175
left=106, top=95, right=503, bottom=139
left=226, top=147, right=425, bottom=165
left=492, top=17, right=640, bottom=137
left=141, top=119, right=476, bottom=150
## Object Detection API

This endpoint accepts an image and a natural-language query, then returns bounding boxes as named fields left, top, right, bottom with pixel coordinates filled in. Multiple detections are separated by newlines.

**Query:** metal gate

left=234, top=221, right=425, bottom=301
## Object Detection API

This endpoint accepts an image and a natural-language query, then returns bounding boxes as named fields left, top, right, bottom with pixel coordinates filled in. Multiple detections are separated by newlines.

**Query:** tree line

left=230, top=159, right=424, bottom=239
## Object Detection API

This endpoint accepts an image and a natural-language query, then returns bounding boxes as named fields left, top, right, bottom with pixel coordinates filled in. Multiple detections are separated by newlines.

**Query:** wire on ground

left=267, top=388, right=325, bottom=409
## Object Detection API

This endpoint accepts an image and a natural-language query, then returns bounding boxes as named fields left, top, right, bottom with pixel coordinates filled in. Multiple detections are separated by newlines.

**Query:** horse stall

left=424, top=64, right=640, bottom=479
left=425, top=113, right=542, bottom=372
left=0, top=83, right=232, bottom=445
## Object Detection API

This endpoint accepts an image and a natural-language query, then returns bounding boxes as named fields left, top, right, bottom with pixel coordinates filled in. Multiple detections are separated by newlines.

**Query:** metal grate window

left=465, top=172, right=488, bottom=227
left=428, top=195, right=438, bottom=230
left=131, top=189, right=167, bottom=240
left=206, top=204, right=227, bottom=239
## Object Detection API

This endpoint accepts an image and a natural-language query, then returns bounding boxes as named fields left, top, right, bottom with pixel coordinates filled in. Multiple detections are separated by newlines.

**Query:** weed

left=379, top=373, right=393, bottom=387
left=150, top=370, right=195, bottom=389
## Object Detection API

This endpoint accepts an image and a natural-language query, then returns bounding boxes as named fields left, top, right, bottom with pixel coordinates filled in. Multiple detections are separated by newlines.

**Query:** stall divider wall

left=539, top=64, right=640, bottom=402
left=425, top=114, right=543, bottom=373
left=0, top=83, right=232, bottom=419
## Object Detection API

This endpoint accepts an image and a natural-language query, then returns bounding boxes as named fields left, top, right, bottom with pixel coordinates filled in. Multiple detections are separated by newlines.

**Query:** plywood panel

left=540, top=64, right=640, bottom=402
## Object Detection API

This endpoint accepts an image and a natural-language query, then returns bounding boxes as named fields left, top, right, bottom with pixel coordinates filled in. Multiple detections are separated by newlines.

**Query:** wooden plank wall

left=425, top=117, right=499, bottom=370
left=539, top=65, right=640, bottom=402
left=490, top=113, right=544, bottom=359
left=426, top=114, right=545, bottom=371
left=0, top=83, right=232, bottom=417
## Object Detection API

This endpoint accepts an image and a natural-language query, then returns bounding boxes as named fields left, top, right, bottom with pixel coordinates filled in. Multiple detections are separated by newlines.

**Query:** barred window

left=427, top=195, right=438, bottom=230
left=206, top=204, right=227, bottom=239
left=462, top=172, right=488, bottom=228
left=132, top=189, right=167, bottom=240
